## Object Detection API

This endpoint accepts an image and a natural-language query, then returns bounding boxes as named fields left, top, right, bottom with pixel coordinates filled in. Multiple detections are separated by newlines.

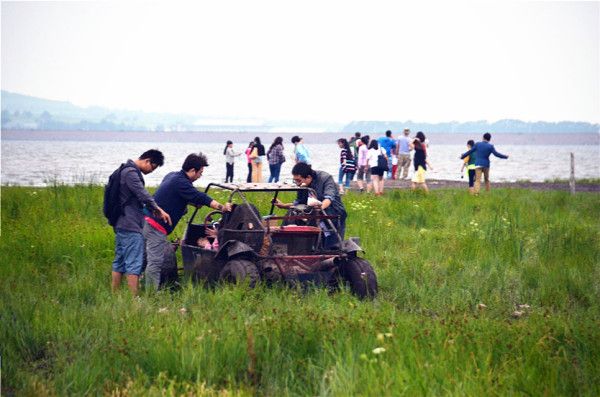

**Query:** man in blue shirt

left=377, top=130, right=396, bottom=179
left=143, top=152, right=232, bottom=290
left=460, top=133, right=509, bottom=194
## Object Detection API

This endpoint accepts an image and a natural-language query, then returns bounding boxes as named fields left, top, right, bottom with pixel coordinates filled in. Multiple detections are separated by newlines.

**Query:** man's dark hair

left=291, top=162, right=316, bottom=178
left=360, top=136, right=370, bottom=145
left=483, top=132, right=492, bottom=141
left=139, top=149, right=165, bottom=167
left=355, top=131, right=361, bottom=138
left=182, top=152, right=209, bottom=172
left=385, top=130, right=392, bottom=137
left=467, top=139, right=475, bottom=147
left=291, top=135, right=302, bottom=144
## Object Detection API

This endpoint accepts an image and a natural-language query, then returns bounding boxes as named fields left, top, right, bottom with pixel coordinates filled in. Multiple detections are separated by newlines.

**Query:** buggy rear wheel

left=219, top=259, right=260, bottom=287
left=341, top=258, right=378, bottom=299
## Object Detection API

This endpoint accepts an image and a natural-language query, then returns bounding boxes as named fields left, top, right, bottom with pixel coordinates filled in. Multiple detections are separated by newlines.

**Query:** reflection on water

left=2, top=132, right=599, bottom=186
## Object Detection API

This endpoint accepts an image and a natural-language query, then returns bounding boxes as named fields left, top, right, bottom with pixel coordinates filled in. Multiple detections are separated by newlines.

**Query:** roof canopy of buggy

left=204, top=182, right=311, bottom=193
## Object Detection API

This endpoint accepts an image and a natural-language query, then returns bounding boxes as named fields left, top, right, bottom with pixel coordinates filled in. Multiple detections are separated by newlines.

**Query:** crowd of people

left=108, top=131, right=508, bottom=294
left=221, top=130, right=509, bottom=196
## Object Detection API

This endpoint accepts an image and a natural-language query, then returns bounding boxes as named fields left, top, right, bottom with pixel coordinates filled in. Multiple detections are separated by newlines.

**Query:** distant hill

left=1, top=90, right=598, bottom=133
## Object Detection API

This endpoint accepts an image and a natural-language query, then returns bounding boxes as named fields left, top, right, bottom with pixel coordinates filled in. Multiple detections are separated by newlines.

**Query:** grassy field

left=1, top=185, right=599, bottom=396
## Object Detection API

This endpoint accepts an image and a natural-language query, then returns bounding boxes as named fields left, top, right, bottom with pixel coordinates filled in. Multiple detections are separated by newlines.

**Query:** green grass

left=1, top=185, right=599, bottom=396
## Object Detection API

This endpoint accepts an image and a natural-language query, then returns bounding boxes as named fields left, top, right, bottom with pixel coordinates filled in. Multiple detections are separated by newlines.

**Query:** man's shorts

left=112, top=229, right=144, bottom=276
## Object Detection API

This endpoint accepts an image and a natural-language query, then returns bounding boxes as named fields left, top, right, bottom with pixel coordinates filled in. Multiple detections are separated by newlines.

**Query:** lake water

left=1, top=130, right=599, bottom=186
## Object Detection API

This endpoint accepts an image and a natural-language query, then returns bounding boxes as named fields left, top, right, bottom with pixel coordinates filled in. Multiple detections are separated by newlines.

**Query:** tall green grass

left=1, top=185, right=599, bottom=396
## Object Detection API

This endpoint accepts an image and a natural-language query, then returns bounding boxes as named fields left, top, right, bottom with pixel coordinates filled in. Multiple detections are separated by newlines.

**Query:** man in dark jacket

left=143, top=152, right=232, bottom=290
left=274, top=162, right=347, bottom=249
left=111, top=149, right=171, bottom=295
left=460, top=133, right=509, bottom=194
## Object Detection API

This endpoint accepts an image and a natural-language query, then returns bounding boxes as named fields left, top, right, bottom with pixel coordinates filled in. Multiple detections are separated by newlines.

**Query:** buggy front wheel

left=341, top=258, right=378, bottom=299
left=219, top=259, right=260, bottom=288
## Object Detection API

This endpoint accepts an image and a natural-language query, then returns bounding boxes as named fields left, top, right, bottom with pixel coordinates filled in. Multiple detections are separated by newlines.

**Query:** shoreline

left=347, top=178, right=600, bottom=193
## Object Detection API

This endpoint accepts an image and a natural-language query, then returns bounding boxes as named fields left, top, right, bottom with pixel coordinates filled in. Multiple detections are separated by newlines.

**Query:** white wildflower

left=372, top=347, right=386, bottom=355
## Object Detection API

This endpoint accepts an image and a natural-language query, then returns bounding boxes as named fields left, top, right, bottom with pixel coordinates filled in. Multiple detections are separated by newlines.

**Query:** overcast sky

left=1, top=1, right=598, bottom=123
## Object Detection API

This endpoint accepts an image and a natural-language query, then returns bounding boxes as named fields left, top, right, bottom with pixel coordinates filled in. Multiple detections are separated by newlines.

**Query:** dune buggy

left=180, top=183, right=378, bottom=299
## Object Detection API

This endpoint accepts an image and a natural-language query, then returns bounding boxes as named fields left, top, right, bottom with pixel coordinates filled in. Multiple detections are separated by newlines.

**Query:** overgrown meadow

left=1, top=184, right=599, bottom=396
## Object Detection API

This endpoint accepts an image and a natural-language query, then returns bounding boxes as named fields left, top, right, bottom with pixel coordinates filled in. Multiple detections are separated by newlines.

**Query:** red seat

left=270, top=225, right=321, bottom=234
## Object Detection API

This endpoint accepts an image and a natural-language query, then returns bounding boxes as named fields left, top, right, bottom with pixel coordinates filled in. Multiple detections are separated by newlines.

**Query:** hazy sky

left=1, top=1, right=598, bottom=123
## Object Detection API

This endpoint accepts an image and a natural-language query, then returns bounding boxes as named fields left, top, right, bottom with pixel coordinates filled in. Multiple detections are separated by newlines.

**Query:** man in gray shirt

left=111, top=149, right=171, bottom=295
left=394, top=128, right=412, bottom=179
left=274, top=162, right=347, bottom=249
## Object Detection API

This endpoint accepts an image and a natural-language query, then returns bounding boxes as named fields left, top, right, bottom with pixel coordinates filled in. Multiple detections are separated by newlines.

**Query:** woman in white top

left=223, top=140, right=242, bottom=183
left=366, top=139, right=387, bottom=196
left=356, top=136, right=373, bottom=193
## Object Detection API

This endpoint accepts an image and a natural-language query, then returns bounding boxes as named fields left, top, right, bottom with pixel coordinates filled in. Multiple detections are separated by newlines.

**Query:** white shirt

left=367, top=148, right=382, bottom=167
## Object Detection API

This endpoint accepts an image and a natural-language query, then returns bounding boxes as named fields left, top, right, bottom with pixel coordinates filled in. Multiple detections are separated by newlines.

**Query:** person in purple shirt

left=143, top=152, right=232, bottom=290
left=377, top=130, right=396, bottom=179
left=460, top=133, right=509, bottom=194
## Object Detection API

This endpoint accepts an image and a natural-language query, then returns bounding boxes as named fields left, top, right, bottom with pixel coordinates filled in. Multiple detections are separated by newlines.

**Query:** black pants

left=246, top=163, right=252, bottom=183
left=468, top=169, right=476, bottom=187
left=226, top=163, right=234, bottom=183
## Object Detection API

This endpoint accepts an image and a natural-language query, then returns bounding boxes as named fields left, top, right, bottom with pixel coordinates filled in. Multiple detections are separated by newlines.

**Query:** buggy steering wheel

left=289, top=204, right=314, bottom=216
left=204, top=210, right=224, bottom=231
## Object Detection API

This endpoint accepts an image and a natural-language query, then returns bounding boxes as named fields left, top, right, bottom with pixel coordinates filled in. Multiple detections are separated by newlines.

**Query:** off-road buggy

left=181, top=183, right=377, bottom=299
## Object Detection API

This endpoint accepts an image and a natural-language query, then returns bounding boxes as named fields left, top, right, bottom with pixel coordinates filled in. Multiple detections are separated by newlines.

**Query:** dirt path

left=349, top=179, right=600, bottom=192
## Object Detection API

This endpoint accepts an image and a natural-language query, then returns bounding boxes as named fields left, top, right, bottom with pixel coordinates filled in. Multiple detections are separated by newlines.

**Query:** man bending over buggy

left=274, top=163, right=347, bottom=249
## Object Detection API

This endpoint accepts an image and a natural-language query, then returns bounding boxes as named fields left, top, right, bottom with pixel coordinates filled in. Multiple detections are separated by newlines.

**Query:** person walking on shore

left=337, top=138, right=356, bottom=194
left=107, top=149, right=171, bottom=295
left=291, top=135, right=311, bottom=164
left=411, top=131, right=432, bottom=193
left=244, top=141, right=254, bottom=183
left=223, top=140, right=242, bottom=183
left=349, top=131, right=361, bottom=159
left=143, top=153, right=232, bottom=290
left=460, top=140, right=477, bottom=194
left=377, top=130, right=396, bottom=179
left=395, top=128, right=412, bottom=179
left=367, top=139, right=387, bottom=196
left=356, top=135, right=372, bottom=193
left=267, top=136, right=286, bottom=183
left=251, top=137, right=265, bottom=183
left=460, top=132, right=509, bottom=194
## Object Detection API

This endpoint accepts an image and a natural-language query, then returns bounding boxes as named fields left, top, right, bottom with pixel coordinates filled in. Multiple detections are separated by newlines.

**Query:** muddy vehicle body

left=181, top=183, right=378, bottom=299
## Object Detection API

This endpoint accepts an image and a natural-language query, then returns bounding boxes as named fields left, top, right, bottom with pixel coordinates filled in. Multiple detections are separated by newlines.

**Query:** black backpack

left=377, top=150, right=389, bottom=171
left=103, top=163, right=135, bottom=226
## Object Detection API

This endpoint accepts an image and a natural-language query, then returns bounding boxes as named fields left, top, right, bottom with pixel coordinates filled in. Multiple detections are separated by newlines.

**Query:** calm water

left=2, top=131, right=599, bottom=186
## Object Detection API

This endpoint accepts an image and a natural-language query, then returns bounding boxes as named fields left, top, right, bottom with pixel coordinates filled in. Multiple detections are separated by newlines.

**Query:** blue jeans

left=338, top=167, right=354, bottom=188
left=268, top=163, right=282, bottom=183
left=112, top=229, right=144, bottom=276
left=338, top=166, right=345, bottom=184
left=344, top=172, right=355, bottom=187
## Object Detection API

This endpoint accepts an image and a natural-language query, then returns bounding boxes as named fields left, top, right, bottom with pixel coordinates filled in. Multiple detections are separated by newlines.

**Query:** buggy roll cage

left=185, top=182, right=343, bottom=244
